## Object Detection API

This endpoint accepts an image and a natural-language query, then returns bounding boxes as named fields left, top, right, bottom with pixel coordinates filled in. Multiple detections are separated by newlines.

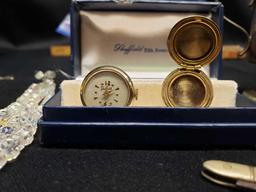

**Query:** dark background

left=0, top=0, right=70, bottom=52
left=0, top=1, right=256, bottom=192
left=0, top=0, right=253, bottom=53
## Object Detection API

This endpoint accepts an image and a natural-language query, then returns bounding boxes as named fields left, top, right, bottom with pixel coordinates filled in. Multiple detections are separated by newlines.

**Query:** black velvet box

left=38, top=0, right=256, bottom=148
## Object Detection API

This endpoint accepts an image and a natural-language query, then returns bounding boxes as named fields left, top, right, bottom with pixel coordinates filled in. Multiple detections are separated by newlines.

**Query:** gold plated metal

left=163, top=16, right=222, bottom=107
left=167, top=15, right=222, bottom=68
left=162, top=68, right=213, bottom=107
left=80, top=66, right=137, bottom=107
left=202, top=160, right=256, bottom=190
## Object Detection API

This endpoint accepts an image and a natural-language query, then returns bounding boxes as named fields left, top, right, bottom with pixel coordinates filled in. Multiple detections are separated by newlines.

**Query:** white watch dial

left=80, top=67, right=134, bottom=107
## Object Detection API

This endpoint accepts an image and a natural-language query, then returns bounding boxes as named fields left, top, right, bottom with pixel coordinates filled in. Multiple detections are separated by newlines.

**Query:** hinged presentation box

left=71, top=0, right=223, bottom=78
left=38, top=0, right=256, bottom=148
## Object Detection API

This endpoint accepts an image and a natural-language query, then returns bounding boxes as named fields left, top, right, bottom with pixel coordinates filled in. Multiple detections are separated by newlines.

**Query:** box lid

left=71, top=0, right=224, bottom=79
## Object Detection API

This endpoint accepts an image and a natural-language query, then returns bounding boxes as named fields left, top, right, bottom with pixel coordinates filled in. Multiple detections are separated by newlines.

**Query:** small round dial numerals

left=93, top=81, right=121, bottom=106
left=80, top=66, right=136, bottom=107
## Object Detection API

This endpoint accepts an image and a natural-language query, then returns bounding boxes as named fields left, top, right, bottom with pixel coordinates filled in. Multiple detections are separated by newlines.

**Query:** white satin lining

left=80, top=11, right=211, bottom=78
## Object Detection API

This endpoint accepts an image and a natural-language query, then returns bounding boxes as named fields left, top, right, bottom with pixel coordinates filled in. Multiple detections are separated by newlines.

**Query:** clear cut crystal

left=0, top=138, right=20, bottom=161
left=0, top=150, right=7, bottom=169
left=1, top=126, right=13, bottom=134
left=0, top=72, right=55, bottom=170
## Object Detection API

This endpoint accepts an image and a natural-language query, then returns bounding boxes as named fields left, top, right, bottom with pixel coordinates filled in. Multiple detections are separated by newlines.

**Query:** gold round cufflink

left=167, top=15, right=222, bottom=68
left=162, top=15, right=222, bottom=107
left=162, top=68, right=213, bottom=107
left=80, top=66, right=137, bottom=107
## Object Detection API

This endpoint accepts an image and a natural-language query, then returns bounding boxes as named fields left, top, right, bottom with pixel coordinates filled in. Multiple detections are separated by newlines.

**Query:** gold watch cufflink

left=202, top=160, right=256, bottom=191
left=162, top=15, right=222, bottom=107
left=80, top=66, right=137, bottom=107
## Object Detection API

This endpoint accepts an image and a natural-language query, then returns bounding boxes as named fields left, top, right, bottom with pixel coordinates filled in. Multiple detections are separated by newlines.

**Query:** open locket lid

left=167, top=15, right=222, bottom=69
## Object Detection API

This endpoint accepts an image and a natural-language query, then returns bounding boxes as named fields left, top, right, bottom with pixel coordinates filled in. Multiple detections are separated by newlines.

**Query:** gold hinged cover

left=162, top=16, right=222, bottom=107
left=167, top=15, right=222, bottom=69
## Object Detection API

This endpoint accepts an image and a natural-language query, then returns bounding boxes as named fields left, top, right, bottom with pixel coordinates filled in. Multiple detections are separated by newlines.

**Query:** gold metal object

left=167, top=15, right=222, bottom=68
left=162, top=16, right=222, bottom=107
left=202, top=160, right=256, bottom=190
left=162, top=68, right=213, bottom=107
left=80, top=66, right=137, bottom=107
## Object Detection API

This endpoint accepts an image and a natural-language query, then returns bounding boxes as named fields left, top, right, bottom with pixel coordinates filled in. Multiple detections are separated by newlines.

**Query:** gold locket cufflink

left=162, top=16, right=222, bottom=107
left=80, top=66, right=137, bottom=107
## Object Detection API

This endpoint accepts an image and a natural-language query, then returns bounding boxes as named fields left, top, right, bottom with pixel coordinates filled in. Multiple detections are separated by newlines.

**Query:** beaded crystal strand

left=0, top=71, right=56, bottom=169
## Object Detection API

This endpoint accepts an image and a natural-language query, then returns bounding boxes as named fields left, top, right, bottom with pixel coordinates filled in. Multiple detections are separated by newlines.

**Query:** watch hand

left=103, top=90, right=114, bottom=100
left=102, top=83, right=114, bottom=99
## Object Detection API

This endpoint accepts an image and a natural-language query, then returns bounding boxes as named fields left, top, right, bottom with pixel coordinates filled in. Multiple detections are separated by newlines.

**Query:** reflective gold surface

left=170, top=74, right=206, bottom=107
left=167, top=16, right=222, bottom=68
left=175, top=24, right=213, bottom=60
left=163, top=16, right=221, bottom=107
left=202, top=160, right=256, bottom=189
left=162, top=69, right=213, bottom=107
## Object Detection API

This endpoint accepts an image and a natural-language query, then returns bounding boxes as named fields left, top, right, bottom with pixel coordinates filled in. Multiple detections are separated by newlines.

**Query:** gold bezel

left=162, top=69, right=213, bottom=107
left=80, top=66, right=136, bottom=106
left=167, top=15, right=222, bottom=68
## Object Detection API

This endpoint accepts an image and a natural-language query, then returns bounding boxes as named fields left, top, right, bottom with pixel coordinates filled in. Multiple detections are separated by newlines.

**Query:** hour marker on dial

left=80, top=66, right=137, bottom=107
